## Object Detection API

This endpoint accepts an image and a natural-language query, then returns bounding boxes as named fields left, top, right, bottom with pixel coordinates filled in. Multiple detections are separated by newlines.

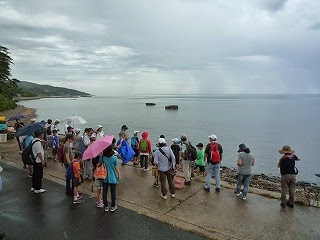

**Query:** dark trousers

left=102, top=182, right=117, bottom=207
left=159, top=169, right=175, bottom=196
left=32, top=162, right=43, bottom=190
left=64, top=163, right=74, bottom=194
left=140, top=155, right=149, bottom=169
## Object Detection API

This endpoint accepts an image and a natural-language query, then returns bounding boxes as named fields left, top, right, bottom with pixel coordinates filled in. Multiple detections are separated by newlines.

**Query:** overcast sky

left=1, top=0, right=320, bottom=95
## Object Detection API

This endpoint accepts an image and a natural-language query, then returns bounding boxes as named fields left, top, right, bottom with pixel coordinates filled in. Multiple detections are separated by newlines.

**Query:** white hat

left=158, top=138, right=166, bottom=144
left=30, top=118, right=37, bottom=123
left=54, top=119, right=60, bottom=123
left=97, top=124, right=103, bottom=130
left=75, top=128, right=81, bottom=134
left=208, top=134, right=217, bottom=140
left=133, top=131, right=139, bottom=134
left=172, top=138, right=179, bottom=143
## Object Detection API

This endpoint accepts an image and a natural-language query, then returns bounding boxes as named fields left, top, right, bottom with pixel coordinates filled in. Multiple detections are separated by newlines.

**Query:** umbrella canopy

left=15, top=121, right=46, bottom=137
left=82, top=135, right=114, bottom=160
left=62, top=115, right=87, bottom=125
left=8, top=115, right=25, bottom=121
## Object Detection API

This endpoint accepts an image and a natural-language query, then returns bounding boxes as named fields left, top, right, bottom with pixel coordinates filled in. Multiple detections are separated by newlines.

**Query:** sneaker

left=280, top=203, right=286, bottom=208
left=34, top=189, right=46, bottom=194
left=110, top=205, right=118, bottom=212
left=77, top=195, right=83, bottom=200
left=171, top=193, right=175, bottom=198
left=97, top=203, right=104, bottom=208
left=203, top=187, right=210, bottom=192
left=242, top=196, right=247, bottom=200
left=141, top=168, right=145, bottom=171
left=161, top=194, right=167, bottom=200
left=215, top=188, right=221, bottom=192
left=104, top=206, right=110, bottom=212
left=144, top=168, right=150, bottom=171
left=286, top=202, right=294, bottom=208
left=73, top=198, right=84, bottom=204
left=28, top=174, right=32, bottom=178
left=236, top=192, right=242, bottom=197
left=31, top=188, right=35, bottom=192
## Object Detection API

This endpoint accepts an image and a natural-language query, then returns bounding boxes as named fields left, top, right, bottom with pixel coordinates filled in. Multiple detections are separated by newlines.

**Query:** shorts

left=133, top=149, right=139, bottom=157
left=52, top=148, right=57, bottom=155
left=95, top=179, right=103, bottom=189
left=73, top=177, right=81, bottom=187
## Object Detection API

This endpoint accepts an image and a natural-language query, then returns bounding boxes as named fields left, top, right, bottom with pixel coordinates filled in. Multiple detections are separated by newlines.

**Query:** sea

left=19, top=94, right=320, bottom=185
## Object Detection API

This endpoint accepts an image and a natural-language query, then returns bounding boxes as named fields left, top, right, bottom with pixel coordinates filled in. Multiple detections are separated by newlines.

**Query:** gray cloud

left=1, top=0, right=320, bottom=95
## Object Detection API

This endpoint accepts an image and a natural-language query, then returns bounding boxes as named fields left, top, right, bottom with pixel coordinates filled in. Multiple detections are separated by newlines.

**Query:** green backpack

left=140, top=140, right=148, bottom=152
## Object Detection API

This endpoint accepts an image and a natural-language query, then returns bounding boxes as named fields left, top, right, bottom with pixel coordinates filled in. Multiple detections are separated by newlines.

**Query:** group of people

left=18, top=118, right=302, bottom=211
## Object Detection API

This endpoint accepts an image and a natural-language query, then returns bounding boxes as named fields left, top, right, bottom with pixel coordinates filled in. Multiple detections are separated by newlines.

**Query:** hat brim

left=279, top=149, right=295, bottom=154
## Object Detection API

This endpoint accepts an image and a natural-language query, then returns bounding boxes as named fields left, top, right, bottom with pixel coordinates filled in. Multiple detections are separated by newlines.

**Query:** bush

left=0, top=93, right=17, bottom=112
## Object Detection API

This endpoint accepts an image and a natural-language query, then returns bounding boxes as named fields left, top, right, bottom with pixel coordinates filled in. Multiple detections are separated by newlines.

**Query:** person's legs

left=140, top=155, right=145, bottom=169
left=280, top=175, right=288, bottom=205
left=167, top=170, right=175, bottom=195
left=159, top=171, right=168, bottom=196
left=83, top=160, right=89, bottom=179
left=236, top=174, right=244, bottom=194
left=242, top=174, right=252, bottom=198
left=204, top=163, right=214, bottom=189
left=144, top=155, right=149, bottom=169
left=64, top=163, right=72, bottom=194
left=213, top=163, right=221, bottom=190
left=182, top=160, right=191, bottom=183
left=110, top=184, right=117, bottom=208
left=288, top=174, right=296, bottom=205
left=102, top=182, right=109, bottom=207
left=33, top=163, right=43, bottom=190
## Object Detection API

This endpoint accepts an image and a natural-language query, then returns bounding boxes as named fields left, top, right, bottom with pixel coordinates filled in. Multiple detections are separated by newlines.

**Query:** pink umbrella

left=82, top=135, right=114, bottom=160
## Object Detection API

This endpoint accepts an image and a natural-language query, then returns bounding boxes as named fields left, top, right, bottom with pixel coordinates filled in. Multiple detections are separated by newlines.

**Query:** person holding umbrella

left=11, top=116, right=25, bottom=151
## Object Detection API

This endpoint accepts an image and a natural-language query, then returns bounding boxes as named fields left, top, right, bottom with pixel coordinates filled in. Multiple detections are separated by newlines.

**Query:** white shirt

left=32, top=138, right=44, bottom=163
left=83, top=134, right=91, bottom=146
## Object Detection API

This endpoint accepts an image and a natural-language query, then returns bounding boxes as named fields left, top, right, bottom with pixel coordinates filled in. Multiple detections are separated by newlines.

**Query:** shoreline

left=1, top=103, right=319, bottom=207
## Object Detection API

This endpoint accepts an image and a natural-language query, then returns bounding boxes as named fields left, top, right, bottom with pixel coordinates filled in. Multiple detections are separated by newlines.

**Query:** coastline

left=1, top=102, right=319, bottom=207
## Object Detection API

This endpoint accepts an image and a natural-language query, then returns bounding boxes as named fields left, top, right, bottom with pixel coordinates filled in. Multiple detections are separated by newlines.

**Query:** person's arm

left=237, top=158, right=242, bottom=166
left=147, top=140, right=152, bottom=154
left=170, top=149, right=176, bottom=169
left=153, top=151, right=159, bottom=165
left=277, top=157, right=283, bottom=168
left=219, top=144, right=223, bottom=161
left=115, top=165, right=121, bottom=180
left=64, top=146, right=71, bottom=164
left=252, top=158, right=255, bottom=166
left=295, top=155, right=301, bottom=161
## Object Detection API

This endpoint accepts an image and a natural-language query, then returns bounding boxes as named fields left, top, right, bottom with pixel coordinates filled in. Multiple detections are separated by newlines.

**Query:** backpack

left=185, top=142, right=197, bottom=161
left=131, top=137, right=138, bottom=149
left=209, top=142, right=220, bottom=163
left=57, top=145, right=64, bottom=164
left=21, top=139, right=40, bottom=165
left=66, top=163, right=74, bottom=179
left=140, top=140, right=148, bottom=152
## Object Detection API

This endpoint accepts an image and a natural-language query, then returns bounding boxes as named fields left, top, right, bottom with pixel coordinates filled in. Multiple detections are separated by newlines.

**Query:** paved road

left=0, top=162, right=207, bottom=240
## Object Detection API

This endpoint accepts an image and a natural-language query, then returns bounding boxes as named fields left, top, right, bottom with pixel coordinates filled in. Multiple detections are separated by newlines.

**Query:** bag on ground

left=94, top=163, right=107, bottom=180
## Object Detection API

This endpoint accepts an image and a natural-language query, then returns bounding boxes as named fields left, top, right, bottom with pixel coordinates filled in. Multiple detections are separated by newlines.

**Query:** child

left=51, top=130, right=59, bottom=161
left=95, top=154, right=104, bottom=208
left=73, top=152, right=84, bottom=204
left=195, top=143, right=206, bottom=177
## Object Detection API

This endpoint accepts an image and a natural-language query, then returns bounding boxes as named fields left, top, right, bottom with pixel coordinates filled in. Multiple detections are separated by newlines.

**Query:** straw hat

left=279, top=145, right=295, bottom=154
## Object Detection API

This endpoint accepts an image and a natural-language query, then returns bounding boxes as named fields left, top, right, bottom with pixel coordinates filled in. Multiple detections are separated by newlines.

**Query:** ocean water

left=19, top=94, right=320, bottom=184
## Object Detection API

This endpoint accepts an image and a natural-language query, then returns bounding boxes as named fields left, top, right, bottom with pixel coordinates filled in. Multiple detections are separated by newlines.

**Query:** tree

left=0, top=45, right=13, bottom=84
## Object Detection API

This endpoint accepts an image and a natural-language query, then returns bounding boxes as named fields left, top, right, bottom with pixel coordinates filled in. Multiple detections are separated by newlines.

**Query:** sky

left=1, top=0, right=320, bottom=96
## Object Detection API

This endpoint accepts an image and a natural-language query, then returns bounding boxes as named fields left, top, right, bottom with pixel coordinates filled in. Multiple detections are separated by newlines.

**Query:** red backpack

left=209, top=142, right=220, bottom=163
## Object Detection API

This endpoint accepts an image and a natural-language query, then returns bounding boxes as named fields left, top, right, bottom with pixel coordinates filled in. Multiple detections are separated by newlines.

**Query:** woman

left=101, top=145, right=121, bottom=212
left=235, top=143, right=254, bottom=200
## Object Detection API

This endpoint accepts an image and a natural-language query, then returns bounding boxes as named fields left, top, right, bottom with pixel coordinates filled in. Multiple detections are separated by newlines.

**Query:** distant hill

left=17, top=81, right=92, bottom=97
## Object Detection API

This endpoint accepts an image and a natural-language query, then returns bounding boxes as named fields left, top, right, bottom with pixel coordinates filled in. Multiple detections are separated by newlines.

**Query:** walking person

left=235, top=143, right=255, bottom=200
left=153, top=138, right=176, bottom=200
left=138, top=132, right=152, bottom=171
left=31, top=130, right=46, bottom=193
left=101, top=145, right=121, bottom=212
left=131, top=131, right=140, bottom=165
left=278, top=145, right=301, bottom=208
left=204, top=134, right=223, bottom=192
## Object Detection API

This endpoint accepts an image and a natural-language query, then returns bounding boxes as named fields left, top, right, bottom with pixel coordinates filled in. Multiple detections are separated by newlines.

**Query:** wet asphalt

left=0, top=162, right=207, bottom=240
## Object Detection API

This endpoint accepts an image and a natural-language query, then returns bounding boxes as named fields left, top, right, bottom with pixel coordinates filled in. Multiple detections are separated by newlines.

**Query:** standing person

left=171, top=138, right=181, bottom=171
left=44, top=119, right=53, bottom=136
left=131, top=131, right=139, bottom=165
left=14, top=119, right=25, bottom=151
left=73, top=128, right=82, bottom=151
left=153, top=138, right=176, bottom=199
left=119, top=124, right=130, bottom=142
left=31, top=130, right=46, bottom=194
left=278, top=145, right=301, bottom=208
left=72, top=151, right=84, bottom=204
left=64, top=120, right=72, bottom=135
left=83, top=128, right=94, bottom=180
left=52, top=119, right=60, bottom=133
left=195, top=143, right=206, bottom=177
left=101, top=145, right=121, bottom=212
left=51, top=130, right=59, bottom=161
left=180, top=134, right=195, bottom=185
left=22, top=134, right=34, bottom=177
left=235, top=143, right=255, bottom=200
left=204, top=134, right=223, bottom=192
left=95, top=125, right=104, bottom=140
left=138, top=131, right=152, bottom=171
left=63, top=134, right=74, bottom=195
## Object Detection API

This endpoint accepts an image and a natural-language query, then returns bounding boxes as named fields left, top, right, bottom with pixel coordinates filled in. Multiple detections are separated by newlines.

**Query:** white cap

left=75, top=128, right=81, bottom=134
left=133, top=131, right=139, bottom=134
left=158, top=138, right=166, bottom=144
left=30, top=118, right=37, bottom=123
left=172, top=138, right=179, bottom=143
left=208, top=134, right=217, bottom=140
left=97, top=124, right=103, bottom=130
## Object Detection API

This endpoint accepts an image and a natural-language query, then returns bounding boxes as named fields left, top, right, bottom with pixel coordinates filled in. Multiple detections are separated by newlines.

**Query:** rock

left=165, top=105, right=178, bottom=110
left=146, top=103, right=156, bottom=106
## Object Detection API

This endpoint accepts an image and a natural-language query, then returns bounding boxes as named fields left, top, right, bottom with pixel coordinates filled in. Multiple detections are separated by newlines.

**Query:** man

left=83, top=128, right=94, bottom=180
left=31, top=130, right=46, bottom=194
left=204, top=134, right=223, bottom=192
left=180, top=134, right=193, bottom=185
left=131, top=131, right=139, bottom=165
left=64, top=134, right=75, bottom=195
left=153, top=138, right=176, bottom=200
left=64, top=120, right=72, bottom=135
